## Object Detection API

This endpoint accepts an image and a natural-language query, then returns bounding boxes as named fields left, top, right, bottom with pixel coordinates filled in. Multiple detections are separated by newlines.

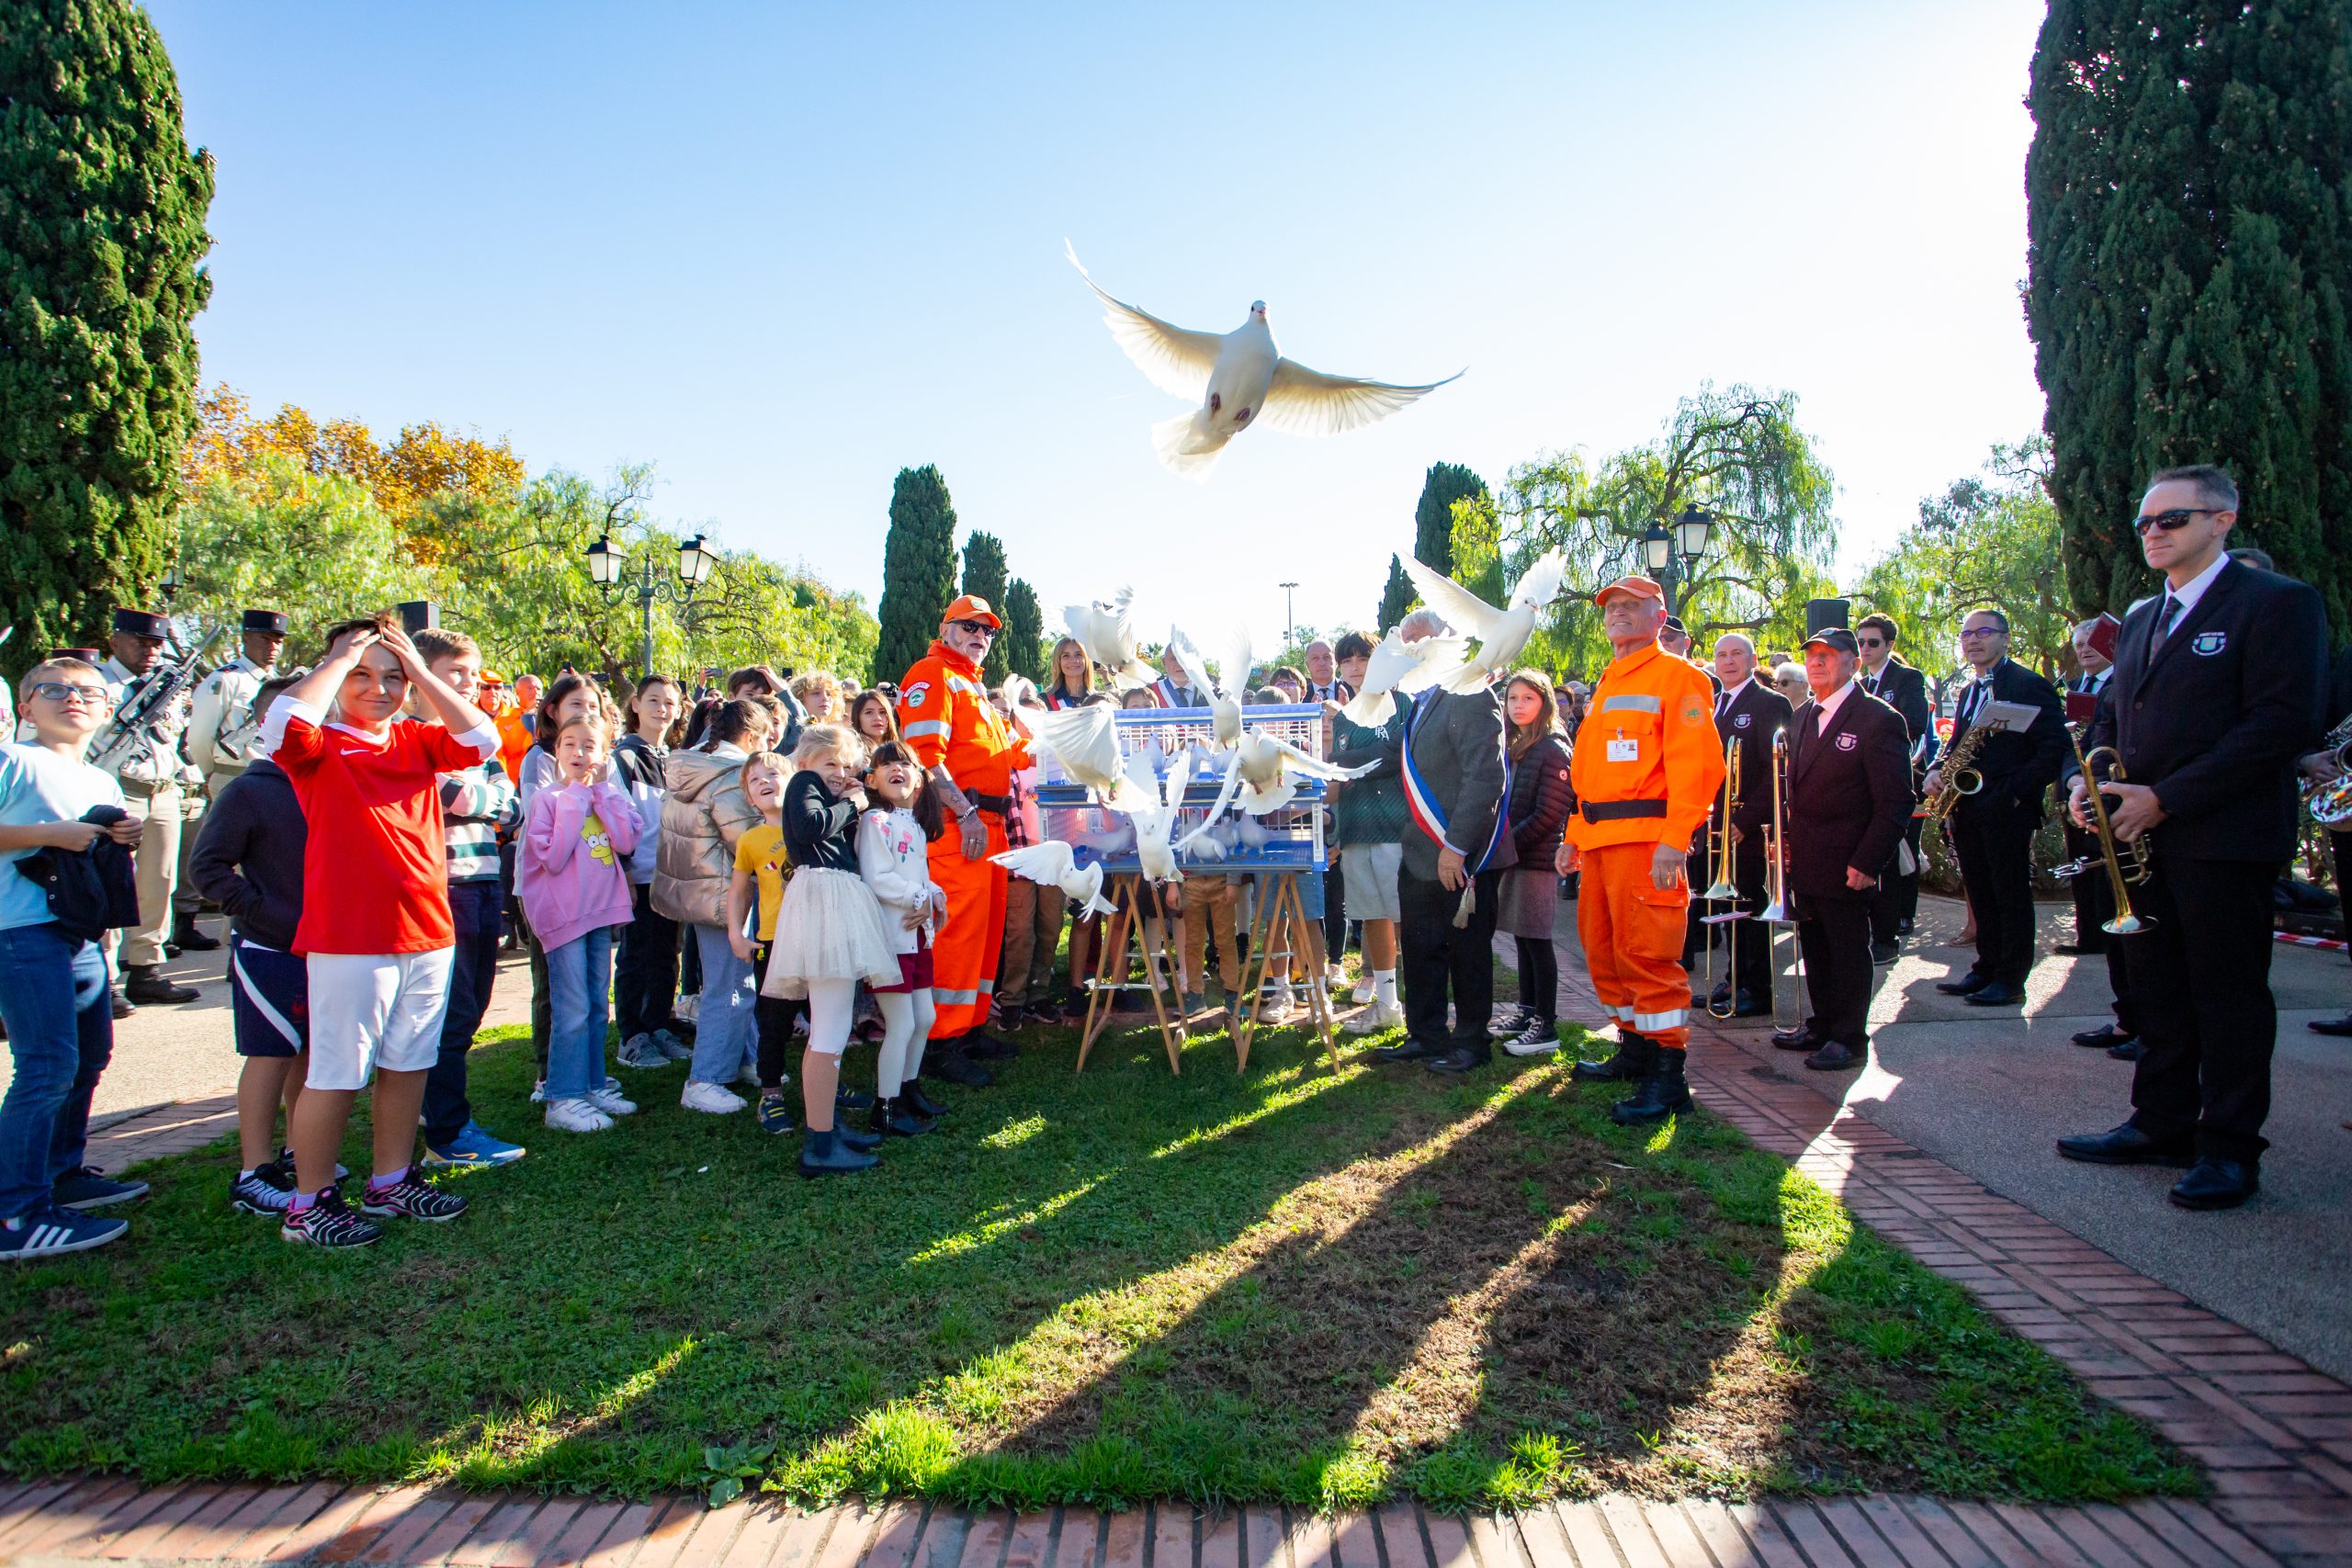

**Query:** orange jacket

left=895, top=641, right=1031, bottom=796
left=1565, top=641, right=1725, bottom=852
left=495, top=708, right=535, bottom=792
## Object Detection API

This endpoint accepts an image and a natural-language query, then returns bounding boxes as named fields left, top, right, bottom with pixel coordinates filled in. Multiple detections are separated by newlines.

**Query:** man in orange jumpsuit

left=897, top=595, right=1031, bottom=1089
left=1556, top=576, right=1725, bottom=1124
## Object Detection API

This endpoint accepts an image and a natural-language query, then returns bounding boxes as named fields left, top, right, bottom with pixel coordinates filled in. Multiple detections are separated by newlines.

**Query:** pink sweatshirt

left=516, top=780, right=642, bottom=953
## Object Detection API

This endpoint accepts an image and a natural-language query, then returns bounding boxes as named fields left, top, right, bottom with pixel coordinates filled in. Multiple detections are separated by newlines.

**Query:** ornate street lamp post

left=589, top=533, right=717, bottom=677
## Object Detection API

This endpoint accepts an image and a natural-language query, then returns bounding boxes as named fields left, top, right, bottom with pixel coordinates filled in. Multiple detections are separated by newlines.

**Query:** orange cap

left=1592, top=574, right=1665, bottom=607
left=942, top=593, right=1002, bottom=628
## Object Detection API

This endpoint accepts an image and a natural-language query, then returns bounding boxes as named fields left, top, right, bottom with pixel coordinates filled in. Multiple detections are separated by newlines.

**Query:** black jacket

left=1383, top=686, right=1513, bottom=881
left=1713, top=679, right=1793, bottom=837
left=189, top=758, right=308, bottom=950
left=782, top=772, right=860, bottom=873
left=613, top=733, right=667, bottom=794
left=1938, top=658, right=2068, bottom=820
left=1784, top=687, right=1912, bottom=903
left=1859, top=658, right=1932, bottom=769
left=20, top=806, right=140, bottom=944
left=2077, top=558, right=2327, bottom=863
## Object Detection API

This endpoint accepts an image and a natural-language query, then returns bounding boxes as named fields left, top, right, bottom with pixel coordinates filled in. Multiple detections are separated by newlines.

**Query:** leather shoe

left=2307, top=1013, right=2352, bottom=1037
left=1771, top=1026, right=1823, bottom=1053
left=2055, top=1122, right=2194, bottom=1167
left=1935, top=973, right=1990, bottom=996
left=2169, top=1157, right=2259, bottom=1211
left=2052, top=937, right=2107, bottom=956
left=109, top=988, right=135, bottom=1021
left=1730, top=995, right=1772, bottom=1019
left=123, top=966, right=199, bottom=1006
left=1804, top=1040, right=1861, bottom=1071
left=962, top=1031, right=1019, bottom=1060
left=1964, top=982, right=2021, bottom=1007
left=922, top=1050, right=992, bottom=1088
left=2108, top=1039, right=2145, bottom=1062
left=1870, top=940, right=1900, bottom=965
left=2070, top=1023, right=2133, bottom=1049
left=1424, top=1046, right=1491, bottom=1075
left=170, top=915, right=221, bottom=953
left=1372, top=1037, right=1446, bottom=1063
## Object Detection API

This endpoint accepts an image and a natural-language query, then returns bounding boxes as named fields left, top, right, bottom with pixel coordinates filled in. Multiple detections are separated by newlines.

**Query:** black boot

left=1612, top=1046, right=1693, bottom=1125
left=923, top=1044, right=992, bottom=1087
left=870, top=1095, right=934, bottom=1137
left=903, top=1082, right=948, bottom=1120
left=1572, top=1029, right=1649, bottom=1082
left=798, top=1126, right=877, bottom=1177
left=123, top=964, right=199, bottom=1005
left=834, top=1122, right=882, bottom=1153
left=170, top=913, right=221, bottom=952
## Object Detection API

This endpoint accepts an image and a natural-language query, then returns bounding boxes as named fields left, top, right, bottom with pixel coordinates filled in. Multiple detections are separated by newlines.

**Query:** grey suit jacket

left=1384, top=686, right=1515, bottom=882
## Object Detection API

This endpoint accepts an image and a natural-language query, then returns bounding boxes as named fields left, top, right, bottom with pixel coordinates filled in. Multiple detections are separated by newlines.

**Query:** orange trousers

left=1577, top=841, right=1694, bottom=1049
left=926, top=815, right=1010, bottom=1039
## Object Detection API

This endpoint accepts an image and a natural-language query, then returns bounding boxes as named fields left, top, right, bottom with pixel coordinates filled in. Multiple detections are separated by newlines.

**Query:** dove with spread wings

left=1068, top=242, right=1463, bottom=481
left=991, top=841, right=1120, bottom=919
left=1401, top=550, right=1570, bottom=694
left=1063, top=587, right=1156, bottom=692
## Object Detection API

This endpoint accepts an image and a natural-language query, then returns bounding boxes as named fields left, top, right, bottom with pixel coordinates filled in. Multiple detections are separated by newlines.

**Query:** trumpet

left=1759, top=728, right=1806, bottom=1033
left=1700, top=735, right=1748, bottom=1019
left=2052, top=729, right=2152, bottom=933
left=2301, top=715, right=2352, bottom=829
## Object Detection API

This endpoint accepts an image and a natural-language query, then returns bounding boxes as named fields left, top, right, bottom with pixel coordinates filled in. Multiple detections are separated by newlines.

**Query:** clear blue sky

left=149, top=0, right=2048, bottom=647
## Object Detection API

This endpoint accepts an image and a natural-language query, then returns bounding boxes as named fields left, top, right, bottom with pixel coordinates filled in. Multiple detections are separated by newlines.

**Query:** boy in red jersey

left=262, top=616, right=502, bottom=1247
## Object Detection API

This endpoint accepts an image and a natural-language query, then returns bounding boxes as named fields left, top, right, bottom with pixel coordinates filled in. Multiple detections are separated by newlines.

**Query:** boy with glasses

left=0, top=660, right=148, bottom=1258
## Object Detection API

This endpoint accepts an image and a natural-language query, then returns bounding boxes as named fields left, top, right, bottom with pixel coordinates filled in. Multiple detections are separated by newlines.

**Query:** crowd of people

left=2, top=464, right=2346, bottom=1258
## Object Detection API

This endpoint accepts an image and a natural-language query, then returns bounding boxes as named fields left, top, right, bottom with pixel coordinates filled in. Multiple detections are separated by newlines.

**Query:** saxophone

left=2305, top=714, right=2352, bottom=829
left=1920, top=719, right=1991, bottom=822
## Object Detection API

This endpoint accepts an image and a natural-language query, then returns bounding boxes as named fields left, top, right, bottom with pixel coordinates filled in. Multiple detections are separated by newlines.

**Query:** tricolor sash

left=1400, top=696, right=1512, bottom=872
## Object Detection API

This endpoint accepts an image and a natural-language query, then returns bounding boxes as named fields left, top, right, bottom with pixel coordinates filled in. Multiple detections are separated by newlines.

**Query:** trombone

left=1702, top=735, right=1748, bottom=1019
left=1761, top=728, right=1805, bottom=1032
left=2052, top=728, right=2152, bottom=933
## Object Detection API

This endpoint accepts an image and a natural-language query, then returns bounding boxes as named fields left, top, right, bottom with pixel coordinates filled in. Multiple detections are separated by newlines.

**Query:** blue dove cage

left=1031, top=703, right=1332, bottom=874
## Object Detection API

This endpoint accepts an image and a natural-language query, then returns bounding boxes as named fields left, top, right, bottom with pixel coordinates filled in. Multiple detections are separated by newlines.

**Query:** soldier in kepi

left=91, top=607, right=207, bottom=1010
left=176, top=609, right=287, bottom=956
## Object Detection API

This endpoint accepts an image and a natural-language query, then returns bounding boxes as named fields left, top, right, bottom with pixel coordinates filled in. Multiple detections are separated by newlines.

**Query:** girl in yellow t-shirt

left=726, top=752, right=799, bottom=1134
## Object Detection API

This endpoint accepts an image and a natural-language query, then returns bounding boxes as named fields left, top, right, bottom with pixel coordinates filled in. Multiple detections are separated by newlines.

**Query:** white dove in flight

left=1063, top=587, right=1156, bottom=691
left=1067, top=242, right=1464, bottom=482
left=1402, top=549, right=1570, bottom=694
left=992, top=841, right=1120, bottom=919
left=1168, top=625, right=1250, bottom=748
left=1181, top=732, right=1376, bottom=843
left=1024, top=702, right=1149, bottom=810
left=1109, top=749, right=1192, bottom=884
left=1338, top=626, right=1470, bottom=728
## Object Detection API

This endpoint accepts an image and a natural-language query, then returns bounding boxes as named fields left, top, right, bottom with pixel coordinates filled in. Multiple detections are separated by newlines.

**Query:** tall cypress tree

left=0, top=0, right=215, bottom=677
left=2027, top=0, right=2352, bottom=628
left=1376, top=553, right=1416, bottom=633
left=959, top=529, right=1010, bottom=683
left=871, top=465, right=958, bottom=685
left=1001, top=577, right=1046, bottom=687
left=1412, top=462, right=1487, bottom=578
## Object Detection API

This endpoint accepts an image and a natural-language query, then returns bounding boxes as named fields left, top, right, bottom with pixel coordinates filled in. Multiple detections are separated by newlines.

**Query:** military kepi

left=241, top=608, right=288, bottom=635
left=112, top=608, right=168, bottom=639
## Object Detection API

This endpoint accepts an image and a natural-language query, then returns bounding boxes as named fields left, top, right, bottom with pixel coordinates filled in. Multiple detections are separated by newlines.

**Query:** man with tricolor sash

left=1557, top=575, right=1726, bottom=1124
left=1368, top=607, right=1515, bottom=1076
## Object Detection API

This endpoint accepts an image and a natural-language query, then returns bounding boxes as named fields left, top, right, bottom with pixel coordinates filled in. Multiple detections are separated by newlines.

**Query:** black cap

left=55, top=647, right=101, bottom=664
left=1662, top=615, right=1689, bottom=636
left=112, top=608, right=168, bottom=639
left=242, top=609, right=288, bottom=635
left=1802, top=626, right=1860, bottom=656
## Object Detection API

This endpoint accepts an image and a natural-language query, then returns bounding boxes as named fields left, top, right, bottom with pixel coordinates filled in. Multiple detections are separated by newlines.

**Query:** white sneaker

left=616, top=1033, right=665, bottom=1069
left=1344, top=1001, right=1405, bottom=1036
left=1351, top=977, right=1377, bottom=1006
left=604, top=1075, right=624, bottom=1096
left=1324, top=964, right=1346, bottom=989
left=545, top=1098, right=615, bottom=1134
left=735, top=1060, right=763, bottom=1088
left=681, top=1080, right=746, bottom=1114
left=588, top=1087, right=639, bottom=1117
left=529, top=1077, right=547, bottom=1103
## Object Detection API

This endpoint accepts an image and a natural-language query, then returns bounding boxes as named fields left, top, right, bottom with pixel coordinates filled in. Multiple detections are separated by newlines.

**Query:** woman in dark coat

left=1496, top=670, right=1576, bottom=1053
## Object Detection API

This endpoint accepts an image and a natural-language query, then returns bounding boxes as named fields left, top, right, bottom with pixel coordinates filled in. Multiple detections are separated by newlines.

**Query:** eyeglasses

left=2132, top=507, right=2221, bottom=535
left=1958, top=627, right=2006, bottom=640
left=29, top=682, right=110, bottom=706
left=951, top=619, right=999, bottom=640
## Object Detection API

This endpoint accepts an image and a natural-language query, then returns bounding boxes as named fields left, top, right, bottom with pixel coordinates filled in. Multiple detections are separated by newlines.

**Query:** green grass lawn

left=0, top=1014, right=2197, bottom=1513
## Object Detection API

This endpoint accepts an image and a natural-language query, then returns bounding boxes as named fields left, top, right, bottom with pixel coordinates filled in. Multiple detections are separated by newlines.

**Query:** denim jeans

left=544, top=927, right=615, bottom=1102
left=0, top=922, right=115, bottom=1219
left=687, top=923, right=755, bottom=1086
left=424, top=878, right=503, bottom=1145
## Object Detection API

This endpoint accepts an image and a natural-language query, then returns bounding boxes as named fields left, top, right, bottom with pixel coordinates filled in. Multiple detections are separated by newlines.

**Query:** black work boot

left=123, top=964, right=199, bottom=1005
left=870, top=1095, right=935, bottom=1137
left=903, top=1082, right=949, bottom=1120
left=798, top=1126, right=877, bottom=1178
left=1612, top=1046, right=1694, bottom=1125
left=170, top=913, right=221, bottom=952
left=923, top=1044, right=992, bottom=1088
left=1572, top=1029, right=1650, bottom=1082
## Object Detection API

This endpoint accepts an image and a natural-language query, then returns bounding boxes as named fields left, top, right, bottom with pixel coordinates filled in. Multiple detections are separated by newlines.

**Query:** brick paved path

left=31, top=958, right=2352, bottom=1567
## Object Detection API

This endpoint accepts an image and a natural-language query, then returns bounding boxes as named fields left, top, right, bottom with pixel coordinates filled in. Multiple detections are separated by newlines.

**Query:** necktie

left=1714, top=690, right=1728, bottom=718
left=2155, top=595, right=2184, bottom=645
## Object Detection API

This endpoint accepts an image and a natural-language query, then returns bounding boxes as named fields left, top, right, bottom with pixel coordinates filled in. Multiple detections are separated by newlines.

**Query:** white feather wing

left=1066, top=241, right=1225, bottom=401
left=991, top=840, right=1078, bottom=886
left=1168, top=626, right=1214, bottom=702
left=1399, top=558, right=1504, bottom=641
left=1257, top=359, right=1464, bottom=437
left=1510, top=550, right=1568, bottom=615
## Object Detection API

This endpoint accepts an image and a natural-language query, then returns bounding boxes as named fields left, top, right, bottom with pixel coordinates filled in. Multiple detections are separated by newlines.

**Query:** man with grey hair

left=1687, top=631, right=1789, bottom=1017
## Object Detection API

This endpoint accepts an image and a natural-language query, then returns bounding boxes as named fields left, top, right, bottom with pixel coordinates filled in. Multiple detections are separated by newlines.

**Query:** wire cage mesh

left=1032, top=704, right=1331, bottom=874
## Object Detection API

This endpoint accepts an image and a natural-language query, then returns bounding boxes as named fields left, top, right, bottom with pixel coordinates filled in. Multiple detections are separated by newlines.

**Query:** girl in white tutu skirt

left=764, top=725, right=900, bottom=1176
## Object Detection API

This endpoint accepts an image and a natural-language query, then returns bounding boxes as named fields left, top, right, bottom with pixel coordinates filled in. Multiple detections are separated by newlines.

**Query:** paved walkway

left=17, top=902, right=2352, bottom=1566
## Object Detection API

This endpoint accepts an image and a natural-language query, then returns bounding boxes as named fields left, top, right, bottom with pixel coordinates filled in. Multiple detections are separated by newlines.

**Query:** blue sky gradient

left=151, top=1, right=2048, bottom=644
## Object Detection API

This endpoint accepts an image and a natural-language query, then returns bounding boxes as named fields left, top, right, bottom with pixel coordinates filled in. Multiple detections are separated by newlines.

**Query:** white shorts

left=1340, top=840, right=1404, bottom=922
left=304, top=949, right=456, bottom=1090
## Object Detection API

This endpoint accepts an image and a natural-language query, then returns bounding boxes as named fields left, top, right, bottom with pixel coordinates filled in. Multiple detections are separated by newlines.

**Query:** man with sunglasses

left=2056, top=466, right=2327, bottom=1211
left=895, top=595, right=1033, bottom=1089
left=1926, top=607, right=2067, bottom=1009
left=1854, top=613, right=1932, bottom=957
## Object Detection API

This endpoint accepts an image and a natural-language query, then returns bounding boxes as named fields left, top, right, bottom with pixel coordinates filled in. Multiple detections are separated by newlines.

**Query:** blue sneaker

left=0, top=1203, right=127, bottom=1259
left=423, top=1122, right=526, bottom=1168
left=51, top=1166, right=149, bottom=1211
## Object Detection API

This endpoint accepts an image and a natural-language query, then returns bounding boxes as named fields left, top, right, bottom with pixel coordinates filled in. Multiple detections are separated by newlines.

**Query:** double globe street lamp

left=1638, top=502, right=1717, bottom=620
left=587, top=532, right=718, bottom=677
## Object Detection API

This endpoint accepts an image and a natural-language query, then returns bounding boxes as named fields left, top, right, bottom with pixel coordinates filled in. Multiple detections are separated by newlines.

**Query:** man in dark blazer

left=2059, top=615, right=2144, bottom=1059
left=1689, top=633, right=1791, bottom=1017
left=2058, top=466, right=2327, bottom=1211
left=1855, top=613, right=1932, bottom=956
left=1928, top=608, right=2068, bottom=1007
left=1371, top=608, right=1515, bottom=1075
left=1773, top=628, right=1912, bottom=1071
